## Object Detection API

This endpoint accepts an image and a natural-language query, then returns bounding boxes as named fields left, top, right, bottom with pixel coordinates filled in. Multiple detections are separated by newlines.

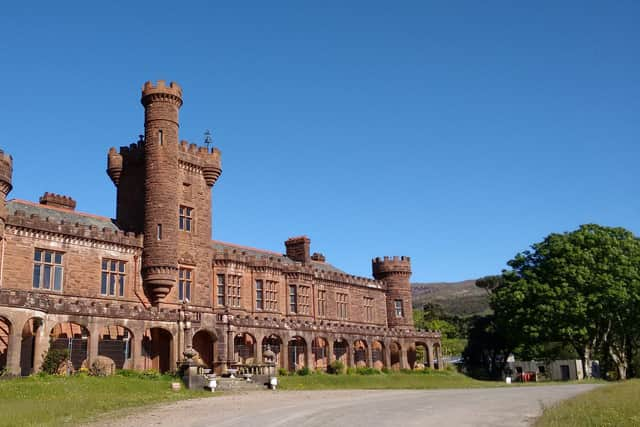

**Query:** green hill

left=411, top=280, right=491, bottom=317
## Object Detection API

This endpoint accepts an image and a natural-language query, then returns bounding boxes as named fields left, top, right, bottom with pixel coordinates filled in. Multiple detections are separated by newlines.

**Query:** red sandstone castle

left=0, top=81, right=440, bottom=376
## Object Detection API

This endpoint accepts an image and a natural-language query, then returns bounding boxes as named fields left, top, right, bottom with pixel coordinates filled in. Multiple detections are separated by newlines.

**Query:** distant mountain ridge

left=411, top=279, right=491, bottom=317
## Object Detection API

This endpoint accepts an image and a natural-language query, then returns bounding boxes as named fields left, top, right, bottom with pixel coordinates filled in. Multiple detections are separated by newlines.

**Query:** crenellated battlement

left=141, top=80, right=183, bottom=107
left=0, top=149, right=13, bottom=197
left=178, top=140, right=222, bottom=186
left=39, top=192, right=76, bottom=211
left=7, top=209, right=143, bottom=248
left=372, top=256, right=411, bottom=279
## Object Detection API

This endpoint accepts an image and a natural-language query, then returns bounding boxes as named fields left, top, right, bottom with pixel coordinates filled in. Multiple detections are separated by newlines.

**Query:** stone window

left=216, top=274, right=225, bottom=306
left=179, top=268, right=192, bottom=302
left=298, top=285, right=310, bottom=315
left=265, top=280, right=278, bottom=311
left=337, top=292, right=348, bottom=319
left=227, top=275, right=241, bottom=308
left=364, top=296, right=373, bottom=322
left=179, top=206, right=193, bottom=232
left=101, top=259, right=126, bottom=297
left=394, top=299, right=404, bottom=318
left=317, top=289, right=327, bottom=317
left=289, top=285, right=297, bottom=313
left=256, top=279, right=264, bottom=310
left=33, top=249, right=63, bottom=291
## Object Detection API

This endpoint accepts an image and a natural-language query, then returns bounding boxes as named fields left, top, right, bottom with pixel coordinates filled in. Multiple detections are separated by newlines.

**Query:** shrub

left=356, top=367, right=381, bottom=375
left=277, top=368, right=288, bottom=377
left=41, top=348, right=70, bottom=375
left=327, top=360, right=345, bottom=375
left=381, top=367, right=391, bottom=374
left=296, top=366, right=311, bottom=376
left=346, top=367, right=357, bottom=375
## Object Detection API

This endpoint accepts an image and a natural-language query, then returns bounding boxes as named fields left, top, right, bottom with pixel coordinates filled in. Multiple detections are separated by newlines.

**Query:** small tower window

left=179, top=206, right=193, bottom=232
left=394, top=299, right=404, bottom=318
left=157, top=224, right=162, bottom=240
left=158, top=130, right=163, bottom=146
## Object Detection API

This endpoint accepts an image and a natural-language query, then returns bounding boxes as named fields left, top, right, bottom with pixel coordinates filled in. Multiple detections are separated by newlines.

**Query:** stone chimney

left=311, top=252, right=326, bottom=262
left=39, top=192, right=76, bottom=211
left=285, top=236, right=311, bottom=264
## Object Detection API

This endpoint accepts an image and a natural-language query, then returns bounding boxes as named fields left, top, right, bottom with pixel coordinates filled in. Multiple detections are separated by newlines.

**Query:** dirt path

left=87, top=384, right=599, bottom=427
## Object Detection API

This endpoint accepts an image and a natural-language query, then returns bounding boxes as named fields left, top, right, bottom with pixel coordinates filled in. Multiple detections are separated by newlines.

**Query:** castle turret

left=140, top=80, right=183, bottom=305
left=372, top=256, right=414, bottom=328
left=0, top=150, right=13, bottom=240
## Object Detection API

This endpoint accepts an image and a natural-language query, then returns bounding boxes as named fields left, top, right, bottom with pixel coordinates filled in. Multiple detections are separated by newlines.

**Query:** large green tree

left=493, top=224, right=640, bottom=379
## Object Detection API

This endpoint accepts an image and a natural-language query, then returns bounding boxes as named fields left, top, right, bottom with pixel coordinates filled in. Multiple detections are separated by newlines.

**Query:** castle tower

left=140, top=80, right=183, bottom=305
left=372, top=256, right=414, bottom=328
left=0, top=150, right=13, bottom=240
left=107, top=80, right=222, bottom=307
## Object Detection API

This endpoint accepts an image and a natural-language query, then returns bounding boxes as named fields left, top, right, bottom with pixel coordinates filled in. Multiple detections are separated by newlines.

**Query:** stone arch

left=312, top=337, right=329, bottom=370
left=408, top=341, right=429, bottom=370
left=192, top=329, right=217, bottom=369
left=287, top=336, right=307, bottom=372
left=98, top=325, right=133, bottom=369
left=353, top=339, right=368, bottom=368
left=0, top=316, right=10, bottom=372
left=50, top=321, right=89, bottom=371
left=262, top=334, right=283, bottom=367
left=142, top=327, right=173, bottom=373
left=390, top=341, right=402, bottom=371
left=234, top=332, right=257, bottom=365
left=371, top=340, right=384, bottom=370
left=333, top=338, right=350, bottom=367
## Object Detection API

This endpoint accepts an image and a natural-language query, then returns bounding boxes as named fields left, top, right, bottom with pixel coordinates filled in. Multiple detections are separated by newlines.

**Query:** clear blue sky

left=1, top=1, right=638, bottom=282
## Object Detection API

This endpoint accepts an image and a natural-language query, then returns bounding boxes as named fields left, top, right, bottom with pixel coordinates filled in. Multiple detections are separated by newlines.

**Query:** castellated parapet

left=39, top=192, right=77, bottom=211
left=0, top=149, right=13, bottom=239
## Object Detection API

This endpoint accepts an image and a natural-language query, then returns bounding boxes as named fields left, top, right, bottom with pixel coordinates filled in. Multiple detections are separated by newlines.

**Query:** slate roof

left=6, top=199, right=120, bottom=232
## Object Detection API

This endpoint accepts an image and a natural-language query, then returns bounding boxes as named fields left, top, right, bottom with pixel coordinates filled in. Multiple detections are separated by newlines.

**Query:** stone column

left=87, top=324, right=101, bottom=365
left=427, top=344, right=435, bottom=369
left=384, top=342, right=391, bottom=369
left=32, top=322, right=48, bottom=373
left=366, top=342, right=373, bottom=368
left=282, top=340, right=289, bottom=372
left=132, top=332, right=144, bottom=371
left=6, top=332, right=21, bottom=376
left=305, top=341, right=313, bottom=370
left=400, top=347, right=409, bottom=370
left=348, top=342, right=355, bottom=368
left=327, top=340, right=334, bottom=364
left=255, top=338, right=263, bottom=364
left=226, top=329, right=234, bottom=365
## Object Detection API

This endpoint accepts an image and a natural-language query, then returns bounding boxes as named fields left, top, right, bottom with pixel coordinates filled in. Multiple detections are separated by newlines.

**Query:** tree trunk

left=608, top=343, right=628, bottom=380
left=582, top=344, right=593, bottom=379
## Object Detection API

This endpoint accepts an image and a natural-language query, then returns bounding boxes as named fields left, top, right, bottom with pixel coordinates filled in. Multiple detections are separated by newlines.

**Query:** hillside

left=411, top=280, right=491, bottom=317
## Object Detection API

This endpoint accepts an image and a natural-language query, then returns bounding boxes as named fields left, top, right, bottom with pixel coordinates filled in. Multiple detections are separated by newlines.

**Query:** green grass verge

left=278, top=369, right=504, bottom=390
left=535, top=379, right=640, bottom=427
left=0, top=375, right=209, bottom=427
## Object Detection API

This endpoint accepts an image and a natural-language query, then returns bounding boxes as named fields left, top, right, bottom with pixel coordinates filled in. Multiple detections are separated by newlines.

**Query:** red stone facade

left=0, top=81, right=440, bottom=377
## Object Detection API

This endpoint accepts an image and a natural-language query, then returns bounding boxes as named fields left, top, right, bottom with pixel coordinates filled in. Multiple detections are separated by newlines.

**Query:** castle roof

left=212, top=240, right=347, bottom=275
left=6, top=199, right=120, bottom=232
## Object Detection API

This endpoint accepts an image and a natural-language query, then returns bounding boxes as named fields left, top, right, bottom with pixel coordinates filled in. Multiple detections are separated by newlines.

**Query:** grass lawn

left=535, top=379, right=640, bottom=427
left=278, top=369, right=505, bottom=390
left=0, top=375, right=210, bottom=427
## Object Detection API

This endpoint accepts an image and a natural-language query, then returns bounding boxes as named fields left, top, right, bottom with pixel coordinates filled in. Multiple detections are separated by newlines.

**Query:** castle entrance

left=142, top=328, right=173, bottom=373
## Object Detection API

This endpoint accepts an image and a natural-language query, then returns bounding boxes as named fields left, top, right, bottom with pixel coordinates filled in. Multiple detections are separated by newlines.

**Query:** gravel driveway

left=87, top=384, right=599, bottom=427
